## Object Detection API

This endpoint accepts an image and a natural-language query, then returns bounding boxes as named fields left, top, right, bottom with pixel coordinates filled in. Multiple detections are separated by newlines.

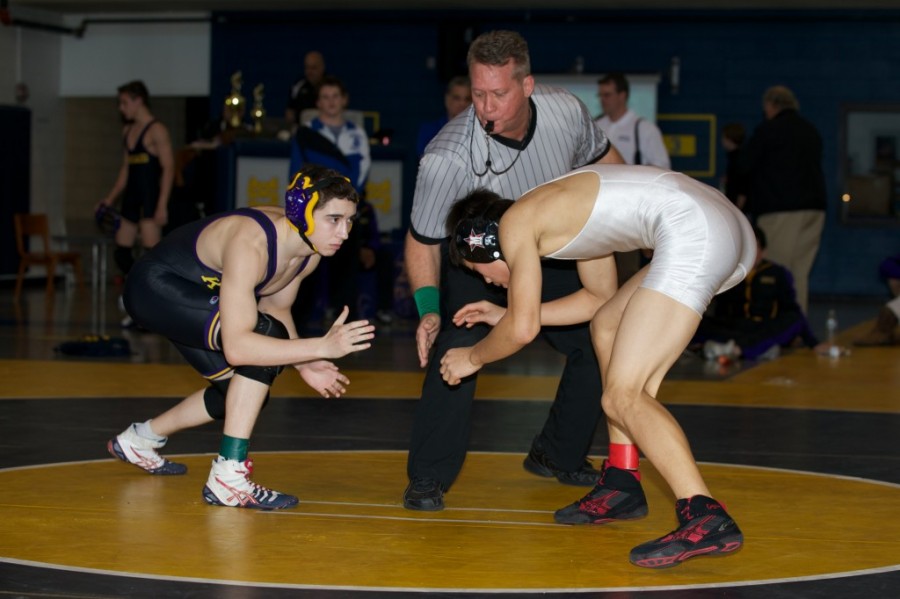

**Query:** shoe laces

left=234, top=459, right=264, bottom=487
left=232, top=459, right=279, bottom=498
left=677, top=500, right=693, bottom=522
left=596, top=461, right=612, bottom=486
left=247, top=479, right=274, bottom=497
left=678, top=496, right=723, bottom=524
left=119, top=434, right=165, bottom=468
left=411, top=477, right=440, bottom=492
left=668, top=514, right=716, bottom=543
left=130, top=447, right=166, bottom=470
left=596, top=461, right=641, bottom=487
left=583, top=476, right=623, bottom=502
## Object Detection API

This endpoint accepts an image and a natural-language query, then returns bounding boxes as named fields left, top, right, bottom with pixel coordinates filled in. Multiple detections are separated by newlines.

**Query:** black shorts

left=120, top=187, right=158, bottom=225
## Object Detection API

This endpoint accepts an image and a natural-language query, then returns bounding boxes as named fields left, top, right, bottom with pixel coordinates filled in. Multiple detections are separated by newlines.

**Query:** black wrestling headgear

left=453, top=205, right=505, bottom=264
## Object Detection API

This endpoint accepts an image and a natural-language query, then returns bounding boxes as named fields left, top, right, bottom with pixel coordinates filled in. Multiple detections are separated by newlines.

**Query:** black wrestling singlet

left=121, top=120, right=162, bottom=222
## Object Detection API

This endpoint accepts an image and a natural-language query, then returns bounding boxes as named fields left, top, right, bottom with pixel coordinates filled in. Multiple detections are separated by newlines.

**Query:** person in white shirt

left=595, top=72, right=670, bottom=169
left=301, top=76, right=371, bottom=193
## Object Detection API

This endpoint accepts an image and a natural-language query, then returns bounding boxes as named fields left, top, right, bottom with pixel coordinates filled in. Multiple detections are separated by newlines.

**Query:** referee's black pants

left=407, top=241, right=603, bottom=490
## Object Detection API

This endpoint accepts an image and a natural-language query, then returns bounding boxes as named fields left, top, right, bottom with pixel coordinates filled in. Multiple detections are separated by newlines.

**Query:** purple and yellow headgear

left=285, top=169, right=355, bottom=251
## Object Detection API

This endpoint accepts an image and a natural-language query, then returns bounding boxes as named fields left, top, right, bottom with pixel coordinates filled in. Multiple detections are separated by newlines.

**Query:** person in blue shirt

left=415, top=76, right=471, bottom=157
left=290, top=76, right=370, bottom=194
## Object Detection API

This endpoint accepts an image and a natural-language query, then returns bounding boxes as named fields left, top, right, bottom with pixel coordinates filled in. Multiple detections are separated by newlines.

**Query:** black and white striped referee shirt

left=409, top=84, right=611, bottom=243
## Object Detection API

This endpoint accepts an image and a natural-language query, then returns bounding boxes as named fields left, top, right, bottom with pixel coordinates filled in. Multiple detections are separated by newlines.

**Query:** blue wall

left=210, top=9, right=900, bottom=298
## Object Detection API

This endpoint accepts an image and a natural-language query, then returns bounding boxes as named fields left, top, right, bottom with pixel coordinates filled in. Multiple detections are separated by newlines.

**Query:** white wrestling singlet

left=545, top=165, right=756, bottom=315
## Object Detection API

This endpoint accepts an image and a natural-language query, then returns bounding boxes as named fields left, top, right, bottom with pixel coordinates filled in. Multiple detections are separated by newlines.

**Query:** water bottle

left=826, top=309, right=840, bottom=358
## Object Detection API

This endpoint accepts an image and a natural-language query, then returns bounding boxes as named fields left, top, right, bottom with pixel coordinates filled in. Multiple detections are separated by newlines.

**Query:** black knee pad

left=114, top=245, right=135, bottom=276
left=202, top=378, right=271, bottom=418
left=203, top=378, right=230, bottom=420
left=232, top=313, right=289, bottom=386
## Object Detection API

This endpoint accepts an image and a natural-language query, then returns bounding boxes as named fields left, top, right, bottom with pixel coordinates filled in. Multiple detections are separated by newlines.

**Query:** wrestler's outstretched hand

left=321, top=306, right=375, bottom=358
left=298, top=360, right=350, bottom=398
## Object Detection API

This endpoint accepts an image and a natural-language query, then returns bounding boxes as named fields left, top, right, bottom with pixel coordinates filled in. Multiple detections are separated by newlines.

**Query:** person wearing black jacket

left=741, top=85, right=826, bottom=314
left=721, top=122, right=749, bottom=211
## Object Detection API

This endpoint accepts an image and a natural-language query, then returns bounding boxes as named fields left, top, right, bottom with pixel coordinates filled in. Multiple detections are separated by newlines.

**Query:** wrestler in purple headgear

left=285, top=167, right=357, bottom=252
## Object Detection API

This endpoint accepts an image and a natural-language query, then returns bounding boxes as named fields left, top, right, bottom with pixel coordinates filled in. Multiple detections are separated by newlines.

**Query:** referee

left=403, top=30, right=625, bottom=511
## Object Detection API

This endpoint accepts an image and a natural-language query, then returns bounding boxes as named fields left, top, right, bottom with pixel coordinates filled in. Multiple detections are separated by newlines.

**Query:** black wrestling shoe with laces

left=523, top=442, right=601, bottom=486
left=554, top=461, right=648, bottom=524
left=403, top=477, right=444, bottom=511
left=629, top=495, right=743, bottom=569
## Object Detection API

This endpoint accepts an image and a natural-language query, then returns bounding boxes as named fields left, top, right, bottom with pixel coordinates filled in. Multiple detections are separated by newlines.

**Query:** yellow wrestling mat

left=1, top=451, right=898, bottom=592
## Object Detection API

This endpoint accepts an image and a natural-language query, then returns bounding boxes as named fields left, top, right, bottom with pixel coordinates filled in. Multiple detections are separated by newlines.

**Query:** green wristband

left=414, top=286, right=440, bottom=318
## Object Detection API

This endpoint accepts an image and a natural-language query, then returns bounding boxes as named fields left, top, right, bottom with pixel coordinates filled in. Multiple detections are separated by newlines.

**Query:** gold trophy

left=224, top=71, right=246, bottom=129
left=252, top=83, right=266, bottom=134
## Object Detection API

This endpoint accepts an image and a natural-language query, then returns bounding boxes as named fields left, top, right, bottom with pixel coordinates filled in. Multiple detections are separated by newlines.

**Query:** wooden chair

left=13, top=213, right=85, bottom=300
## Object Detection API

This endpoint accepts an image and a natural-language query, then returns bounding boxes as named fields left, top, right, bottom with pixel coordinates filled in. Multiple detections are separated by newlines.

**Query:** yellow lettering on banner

left=247, top=177, right=280, bottom=207
left=365, top=180, right=392, bottom=213
left=201, top=275, right=221, bottom=290
left=663, top=134, right=697, bottom=158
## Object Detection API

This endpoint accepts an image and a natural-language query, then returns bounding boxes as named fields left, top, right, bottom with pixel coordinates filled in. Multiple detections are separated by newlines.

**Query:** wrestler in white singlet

left=545, top=165, right=756, bottom=315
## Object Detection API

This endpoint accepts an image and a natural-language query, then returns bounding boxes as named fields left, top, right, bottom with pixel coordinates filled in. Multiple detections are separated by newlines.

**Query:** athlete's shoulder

left=146, top=119, right=171, bottom=141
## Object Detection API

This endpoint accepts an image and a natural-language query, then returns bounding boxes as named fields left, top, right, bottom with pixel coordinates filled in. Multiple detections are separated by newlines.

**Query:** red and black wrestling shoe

left=629, top=495, right=743, bottom=568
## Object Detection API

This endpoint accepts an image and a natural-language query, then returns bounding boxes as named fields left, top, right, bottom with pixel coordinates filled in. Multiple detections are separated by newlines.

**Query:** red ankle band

left=609, top=443, right=640, bottom=470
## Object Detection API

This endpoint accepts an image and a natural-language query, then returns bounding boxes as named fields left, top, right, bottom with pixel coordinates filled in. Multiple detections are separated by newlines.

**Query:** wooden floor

left=0, top=283, right=898, bottom=598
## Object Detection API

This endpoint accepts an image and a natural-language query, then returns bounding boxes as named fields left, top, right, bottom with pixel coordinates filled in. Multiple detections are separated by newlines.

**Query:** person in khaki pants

left=741, top=85, right=826, bottom=314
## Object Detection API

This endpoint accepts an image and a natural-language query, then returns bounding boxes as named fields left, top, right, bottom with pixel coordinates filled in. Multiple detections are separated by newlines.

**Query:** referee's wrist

left=414, top=286, right=440, bottom=318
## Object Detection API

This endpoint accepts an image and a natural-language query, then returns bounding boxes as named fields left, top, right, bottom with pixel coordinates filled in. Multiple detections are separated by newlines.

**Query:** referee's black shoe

left=523, top=440, right=601, bottom=486
left=403, top=477, right=444, bottom=511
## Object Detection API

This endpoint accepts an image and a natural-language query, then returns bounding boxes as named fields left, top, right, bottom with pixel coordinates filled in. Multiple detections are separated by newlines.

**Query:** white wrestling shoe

left=107, top=423, right=187, bottom=475
left=202, top=456, right=299, bottom=510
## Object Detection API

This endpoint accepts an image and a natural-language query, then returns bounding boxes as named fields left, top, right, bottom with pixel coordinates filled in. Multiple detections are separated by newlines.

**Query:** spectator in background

left=98, top=80, right=175, bottom=279
left=853, top=298, right=899, bottom=347
left=595, top=72, right=670, bottom=168
left=741, top=85, right=826, bottom=314
left=286, top=51, right=327, bottom=128
left=292, top=76, right=370, bottom=194
left=721, top=122, right=749, bottom=211
left=97, top=80, right=175, bottom=328
left=290, top=76, right=372, bottom=323
left=416, top=76, right=472, bottom=157
left=855, top=253, right=900, bottom=346
left=695, top=225, right=818, bottom=361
